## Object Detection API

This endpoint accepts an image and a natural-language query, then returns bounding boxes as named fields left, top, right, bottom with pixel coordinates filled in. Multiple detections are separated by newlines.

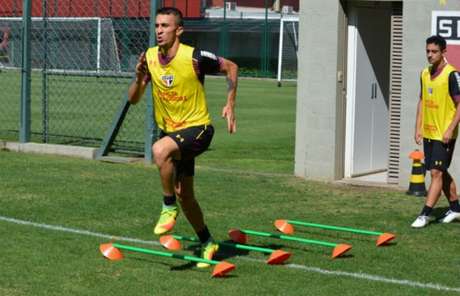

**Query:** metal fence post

left=261, top=0, right=269, bottom=77
left=219, top=0, right=228, bottom=58
left=20, top=0, right=32, bottom=143
left=42, top=0, right=49, bottom=143
left=144, top=0, right=158, bottom=164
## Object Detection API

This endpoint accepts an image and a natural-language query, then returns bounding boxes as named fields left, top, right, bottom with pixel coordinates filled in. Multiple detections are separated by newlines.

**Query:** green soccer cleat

left=153, top=207, right=179, bottom=235
left=197, top=240, right=219, bottom=268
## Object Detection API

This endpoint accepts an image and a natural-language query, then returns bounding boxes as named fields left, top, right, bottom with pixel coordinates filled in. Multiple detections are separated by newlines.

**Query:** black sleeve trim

left=193, top=48, right=221, bottom=75
left=449, top=71, right=460, bottom=98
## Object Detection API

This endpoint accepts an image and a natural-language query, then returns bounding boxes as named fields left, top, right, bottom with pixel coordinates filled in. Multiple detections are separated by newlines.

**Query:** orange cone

left=332, top=244, right=352, bottom=259
left=267, top=250, right=292, bottom=264
left=99, top=243, right=124, bottom=261
left=212, top=262, right=236, bottom=277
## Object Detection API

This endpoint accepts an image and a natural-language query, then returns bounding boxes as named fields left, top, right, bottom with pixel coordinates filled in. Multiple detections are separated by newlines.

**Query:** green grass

left=1, top=149, right=459, bottom=295
left=203, top=79, right=296, bottom=173
left=0, top=69, right=296, bottom=159
left=1, top=73, right=459, bottom=295
left=0, top=69, right=145, bottom=146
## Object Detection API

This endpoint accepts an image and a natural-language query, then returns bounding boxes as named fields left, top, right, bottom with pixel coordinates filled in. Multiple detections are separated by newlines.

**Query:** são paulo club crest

left=161, top=74, right=174, bottom=87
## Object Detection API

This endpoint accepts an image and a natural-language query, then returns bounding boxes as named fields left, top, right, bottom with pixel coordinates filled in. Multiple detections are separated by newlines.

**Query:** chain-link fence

left=0, top=0, right=150, bottom=152
left=0, top=6, right=21, bottom=142
left=0, top=0, right=299, bottom=154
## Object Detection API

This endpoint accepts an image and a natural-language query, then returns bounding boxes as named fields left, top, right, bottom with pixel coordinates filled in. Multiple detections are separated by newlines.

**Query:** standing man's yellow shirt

left=421, top=63, right=458, bottom=140
left=146, top=43, right=211, bottom=132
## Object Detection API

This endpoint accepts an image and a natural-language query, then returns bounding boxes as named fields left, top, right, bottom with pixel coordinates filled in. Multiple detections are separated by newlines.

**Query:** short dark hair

left=426, top=35, right=447, bottom=51
left=157, top=7, right=184, bottom=27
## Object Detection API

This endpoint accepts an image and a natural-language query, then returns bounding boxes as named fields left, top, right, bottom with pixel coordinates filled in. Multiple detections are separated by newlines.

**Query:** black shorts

left=423, top=138, right=456, bottom=171
left=160, top=125, right=214, bottom=177
left=0, top=49, right=8, bottom=63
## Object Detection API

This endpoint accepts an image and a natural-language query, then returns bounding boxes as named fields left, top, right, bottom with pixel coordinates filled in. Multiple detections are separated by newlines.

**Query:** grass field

left=0, top=69, right=145, bottom=147
left=2, top=151, right=460, bottom=296
left=0, top=69, right=296, bottom=159
left=1, top=77, right=460, bottom=295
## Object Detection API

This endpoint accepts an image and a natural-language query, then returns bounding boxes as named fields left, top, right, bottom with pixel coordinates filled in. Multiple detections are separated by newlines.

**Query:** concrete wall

left=399, top=0, right=460, bottom=187
left=294, top=0, right=341, bottom=180
left=297, top=0, right=460, bottom=185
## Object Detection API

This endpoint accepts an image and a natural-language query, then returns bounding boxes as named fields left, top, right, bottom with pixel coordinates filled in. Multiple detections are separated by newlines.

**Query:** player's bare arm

left=0, top=27, right=9, bottom=48
left=444, top=72, right=460, bottom=143
left=443, top=102, right=460, bottom=143
left=128, top=52, right=148, bottom=104
left=219, top=57, right=238, bottom=133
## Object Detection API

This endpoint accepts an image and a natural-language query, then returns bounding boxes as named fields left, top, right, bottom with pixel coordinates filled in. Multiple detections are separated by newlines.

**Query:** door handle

left=371, top=83, right=377, bottom=99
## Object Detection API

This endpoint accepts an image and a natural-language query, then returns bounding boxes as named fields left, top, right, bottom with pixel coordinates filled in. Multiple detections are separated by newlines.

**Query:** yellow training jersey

left=421, top=63, right=457, bottom=140
left=145, top=43, right=211, bottom=132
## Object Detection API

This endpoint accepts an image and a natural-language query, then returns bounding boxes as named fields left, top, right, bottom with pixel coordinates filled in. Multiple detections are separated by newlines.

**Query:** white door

left=345, top=6, right=391, bottom=177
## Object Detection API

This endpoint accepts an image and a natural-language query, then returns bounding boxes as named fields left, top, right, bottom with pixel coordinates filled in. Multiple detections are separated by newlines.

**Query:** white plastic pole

left=277, top=16, right=284, bottom=86
left=97, top=18, right=101, bottom=72
left=292, top=21, right=298, bottom=57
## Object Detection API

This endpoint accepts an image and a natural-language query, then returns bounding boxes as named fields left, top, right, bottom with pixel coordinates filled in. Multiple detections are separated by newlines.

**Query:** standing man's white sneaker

left=440, top=210, right=460, bottom=223
left=411, top=215, right=434, bottom=228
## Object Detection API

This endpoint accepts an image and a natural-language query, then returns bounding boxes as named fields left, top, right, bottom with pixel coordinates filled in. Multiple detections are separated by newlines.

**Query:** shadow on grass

left=126, top=255, right=193, bottom=271
left=125, top=236, right=356, bottom=273
left=183, top=241, right=250, bottom=261
left=178, top=239, right=296, bottom=263
left=378, top=241, right=398, bottom=247
left=127, top=254, right=237, bottom=277
left=123, top=240, right=249, bottom=274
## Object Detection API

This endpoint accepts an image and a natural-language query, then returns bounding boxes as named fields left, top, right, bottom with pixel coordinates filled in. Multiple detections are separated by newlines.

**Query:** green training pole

left=287, top=220, right=383, bottom=236
left=41, top=0, right=49, bottom=143
left=113, top=243, right=220, bottom=265
left=219, top=0, right=228, bottom=57
left=241, top=229, right=337, bottom=248
left=172, top=235, right=274, bottom=254
left=230, top=229, right=351, bottom=258
left=260, top=0, right=269, bottom=76
left=275, top=219, right=395, bottom=247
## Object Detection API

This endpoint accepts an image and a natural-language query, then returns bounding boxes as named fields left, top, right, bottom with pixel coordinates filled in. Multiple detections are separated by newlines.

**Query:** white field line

left=1, top=215, right=459, bottom=293
left=0, top=215, right=160, bottom=246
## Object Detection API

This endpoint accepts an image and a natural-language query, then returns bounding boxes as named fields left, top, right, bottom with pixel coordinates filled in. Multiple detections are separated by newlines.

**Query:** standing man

left=0, top=27, right=10, bottom=66
left=128, top=7, right=238, bottom=265
left=412, top=35, right=460, bottom=228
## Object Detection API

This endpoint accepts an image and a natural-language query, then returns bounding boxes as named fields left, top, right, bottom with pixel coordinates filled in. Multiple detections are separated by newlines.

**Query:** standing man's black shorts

left=423, top=138, right=456, bottom=171
left=0, top=48, right=8, bottom=64
left=160, top=125, right=214, bottom=177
